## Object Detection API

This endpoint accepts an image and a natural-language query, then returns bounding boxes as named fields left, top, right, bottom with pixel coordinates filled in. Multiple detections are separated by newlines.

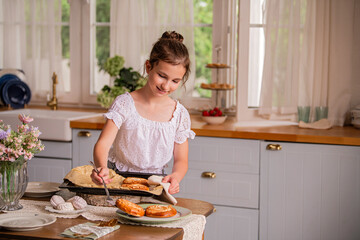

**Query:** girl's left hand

left=162, top=175, right=180, bottom=194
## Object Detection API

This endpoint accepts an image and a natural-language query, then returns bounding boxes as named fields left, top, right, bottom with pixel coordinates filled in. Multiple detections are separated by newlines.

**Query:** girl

left=91, top=31, right=195, bottom=194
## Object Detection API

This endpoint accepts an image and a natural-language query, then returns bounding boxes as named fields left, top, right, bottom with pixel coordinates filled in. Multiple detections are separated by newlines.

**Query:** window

left=71, top=0, right=237, bottom=110
left=70, top=0, right=261, bottom=120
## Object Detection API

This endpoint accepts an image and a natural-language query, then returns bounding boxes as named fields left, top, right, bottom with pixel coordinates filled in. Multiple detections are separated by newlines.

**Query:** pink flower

left=18, top=114, right=33, bottom=124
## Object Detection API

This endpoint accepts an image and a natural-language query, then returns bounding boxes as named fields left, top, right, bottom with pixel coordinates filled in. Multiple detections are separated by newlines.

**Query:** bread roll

left=145, top=205, right=177, bottom=218
left=122, top=177, right=149, bottom=186
left=67, top=196, right=88, bottom=210
left=56, top=202, right=75, bottom=211
left=121, top=183, right=149, bottom=191
left=116, top=198, right=145, bottom=217
left=50, top=195, right=65, bottom=208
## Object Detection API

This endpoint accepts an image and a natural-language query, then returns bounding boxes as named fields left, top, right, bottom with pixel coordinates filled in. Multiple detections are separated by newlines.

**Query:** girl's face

left=145, top=60, right=186, bottom=97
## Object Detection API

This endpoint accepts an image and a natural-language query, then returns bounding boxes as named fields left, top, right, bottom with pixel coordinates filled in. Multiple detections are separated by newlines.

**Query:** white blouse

left=104, top=92, right=195, bottom=174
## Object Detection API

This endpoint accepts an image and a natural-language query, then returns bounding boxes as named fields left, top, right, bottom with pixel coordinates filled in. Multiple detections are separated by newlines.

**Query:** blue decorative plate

left=0, top=77, right=31, bottom=109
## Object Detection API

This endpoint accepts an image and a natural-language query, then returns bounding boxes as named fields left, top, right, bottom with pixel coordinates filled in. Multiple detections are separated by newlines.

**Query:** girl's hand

left=90, top=167, right=112, bottom=185
left=162, top=175, right=180, bottom=194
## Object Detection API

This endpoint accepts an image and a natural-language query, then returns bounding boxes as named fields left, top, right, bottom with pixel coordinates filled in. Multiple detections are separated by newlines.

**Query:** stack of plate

left=0, top=69, right=31, bottom=109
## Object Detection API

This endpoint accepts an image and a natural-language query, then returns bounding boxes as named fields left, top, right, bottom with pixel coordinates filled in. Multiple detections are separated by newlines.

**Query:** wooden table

left=0, top=198, right=214, bottom=240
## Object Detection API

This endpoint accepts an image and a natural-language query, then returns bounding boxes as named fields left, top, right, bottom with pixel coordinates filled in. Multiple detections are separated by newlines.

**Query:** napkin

left=148, top=175, right=177, bottom=205
left=298, top=119, right=332, bottom=130
left=61, top=221, right=120, bottom=239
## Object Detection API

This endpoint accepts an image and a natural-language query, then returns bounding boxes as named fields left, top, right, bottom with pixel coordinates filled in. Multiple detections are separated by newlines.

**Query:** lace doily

left=17, top=199, right=206, bottom=240
left=118, top=214, right=206, bottom=240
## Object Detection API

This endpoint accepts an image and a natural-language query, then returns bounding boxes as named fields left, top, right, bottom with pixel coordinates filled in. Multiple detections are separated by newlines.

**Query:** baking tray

left=59, top=171, right=166, bottom=197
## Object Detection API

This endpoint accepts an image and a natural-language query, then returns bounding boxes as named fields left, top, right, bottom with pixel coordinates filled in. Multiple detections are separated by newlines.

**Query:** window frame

left=236, top=0, right=263, bottom=120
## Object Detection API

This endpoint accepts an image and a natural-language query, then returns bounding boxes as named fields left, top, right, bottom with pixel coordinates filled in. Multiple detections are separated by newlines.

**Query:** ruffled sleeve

left=175, top=104, right=196, bottom=144
left=104, top=93, right=131, bottom=129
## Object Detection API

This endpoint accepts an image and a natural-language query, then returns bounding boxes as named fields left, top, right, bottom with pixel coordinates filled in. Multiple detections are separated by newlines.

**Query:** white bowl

left=202, top=116, right=227, bottom=125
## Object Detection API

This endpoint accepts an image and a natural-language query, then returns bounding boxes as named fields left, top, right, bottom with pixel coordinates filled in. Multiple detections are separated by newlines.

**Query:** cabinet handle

left=266, top=144, right=282, bottom=151
left=201, top=172, right=216, bottom=178
left=78, top=131, right=92, bottom=137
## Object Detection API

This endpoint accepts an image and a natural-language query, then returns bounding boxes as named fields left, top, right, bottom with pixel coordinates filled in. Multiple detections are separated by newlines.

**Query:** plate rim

left=0, top=212, right=56, bottom=230
left=116, top=203, right=192, bottom=224
left=24, top=182, right=60, bottom=197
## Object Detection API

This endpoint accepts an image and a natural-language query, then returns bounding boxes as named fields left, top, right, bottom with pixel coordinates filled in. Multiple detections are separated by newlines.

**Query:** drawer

left=188, top=137, right=260, bottom=174
left=35, top=140, right=72, bottom=159
left=176, top=169, right=259, bottom=208
left=205, top=205, right=258, bottom=240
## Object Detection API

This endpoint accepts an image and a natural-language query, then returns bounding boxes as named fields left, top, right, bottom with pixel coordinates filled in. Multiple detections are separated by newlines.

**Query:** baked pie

left=116, top=198, right=145, bottom=217
left=145, top=204, right=177, bottom=218
left=122, top=177, right=149, bottom=186
left=121, top=183, right=150, bottom=191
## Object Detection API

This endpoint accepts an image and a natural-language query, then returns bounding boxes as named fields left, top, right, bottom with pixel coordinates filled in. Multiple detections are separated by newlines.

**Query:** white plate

left=0, top=212, right=56, bottom=231
left=116, top=204, right=192, bottom=224
left=24, top=182, right=60, bottom=197
left=45, top=205, right=87, bottom=215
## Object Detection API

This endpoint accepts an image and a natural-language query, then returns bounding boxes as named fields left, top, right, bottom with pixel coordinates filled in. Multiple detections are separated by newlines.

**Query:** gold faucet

left=47, top=72, right=58, bottom=110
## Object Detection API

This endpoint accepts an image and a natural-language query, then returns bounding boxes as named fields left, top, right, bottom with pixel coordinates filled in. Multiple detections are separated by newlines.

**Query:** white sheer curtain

left=258, top=0, right=360, bottom=125
left=109, top=0, right=195, bottom=102
left=1, top=0, right=64, bottom=101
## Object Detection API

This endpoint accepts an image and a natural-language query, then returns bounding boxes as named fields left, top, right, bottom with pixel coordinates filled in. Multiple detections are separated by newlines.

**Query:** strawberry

left=202, top=110, right=210, bottom=116
left=209, top=110, right=216, bottom=116
left=213, top=107, right=220, bottom=112
left=217, top=110, right=223, bottom=116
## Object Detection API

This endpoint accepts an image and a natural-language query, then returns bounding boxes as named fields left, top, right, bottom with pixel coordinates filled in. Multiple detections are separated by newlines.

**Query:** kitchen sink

left=0, top=109, right=103, bottom=141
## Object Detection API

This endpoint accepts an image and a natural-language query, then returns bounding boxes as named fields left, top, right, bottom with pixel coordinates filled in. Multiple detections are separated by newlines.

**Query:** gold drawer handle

left=201, top=172, right=216, bottom=178
left=78, top=131, right=92, bottom=137
left=266, top=144, right=282, bottom=151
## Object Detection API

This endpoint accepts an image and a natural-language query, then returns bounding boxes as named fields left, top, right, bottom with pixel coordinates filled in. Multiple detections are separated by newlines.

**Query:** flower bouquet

left=0, top=114, right=44, bottom=211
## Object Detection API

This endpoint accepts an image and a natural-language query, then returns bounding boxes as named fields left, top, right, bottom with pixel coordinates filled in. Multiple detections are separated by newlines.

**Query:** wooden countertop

left=0, top=198, right=214, bottom=240
left=70, top=115, right=360, bottom=146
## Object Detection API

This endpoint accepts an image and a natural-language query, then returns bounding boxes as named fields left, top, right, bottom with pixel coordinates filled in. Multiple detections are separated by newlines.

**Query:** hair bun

left=161, top=31, right=184, bottom=43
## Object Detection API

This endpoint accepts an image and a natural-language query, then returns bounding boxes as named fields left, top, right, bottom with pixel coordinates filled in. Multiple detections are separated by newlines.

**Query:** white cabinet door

left=29, top=140, right=72, bottom=183
left=167, top=136, right=260, bottom=240
left=205, top=205, right=258, bottom=240
left=72, top=129, right=101, bottom=167
left=260, top=141, right=360, bottom=240
left=28, top=157, right=72, bottom=183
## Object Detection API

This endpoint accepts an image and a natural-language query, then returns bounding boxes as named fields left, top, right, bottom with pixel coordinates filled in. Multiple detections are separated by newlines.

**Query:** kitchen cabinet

left=260, top=141, right=360, bottom=240
left=167, top=136, right=260, bottom=240
left=72, top=129, right=101, bottom=167
left=29, top=140, right=72, bottom=183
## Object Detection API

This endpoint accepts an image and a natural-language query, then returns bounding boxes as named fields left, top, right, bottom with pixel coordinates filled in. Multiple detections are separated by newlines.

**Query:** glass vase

left=0, top=158, right=28, bottom=211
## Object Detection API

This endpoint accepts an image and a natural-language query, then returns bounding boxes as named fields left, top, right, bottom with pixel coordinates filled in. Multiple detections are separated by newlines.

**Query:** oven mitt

left=148, top=175, right=177, bottom=205
left=61, top=221, right=120, bottom=239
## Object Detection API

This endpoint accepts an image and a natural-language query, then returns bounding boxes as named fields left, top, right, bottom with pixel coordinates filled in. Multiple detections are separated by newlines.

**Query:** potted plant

left=97, top=55, right=147, bottom=108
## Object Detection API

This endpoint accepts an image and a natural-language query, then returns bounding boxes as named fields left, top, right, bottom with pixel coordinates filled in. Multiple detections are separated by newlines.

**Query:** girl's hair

left=148, top=31, right=191, bottom=83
